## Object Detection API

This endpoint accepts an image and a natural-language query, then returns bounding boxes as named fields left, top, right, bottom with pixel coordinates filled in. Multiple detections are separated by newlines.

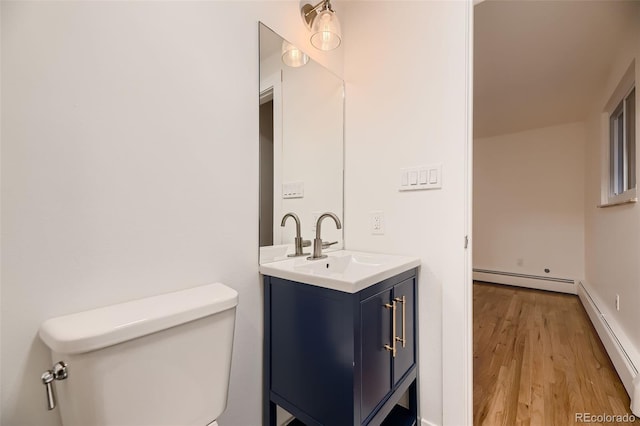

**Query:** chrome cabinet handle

left=383, top=301, right=397, bottom=357
left=394, top=296, right=406, bottom=348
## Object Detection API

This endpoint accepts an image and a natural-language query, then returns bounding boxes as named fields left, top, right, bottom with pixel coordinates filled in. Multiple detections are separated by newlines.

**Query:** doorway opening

left=260, top=92, right=274, bottom=247
left=472, top=1, right=640, bottom=423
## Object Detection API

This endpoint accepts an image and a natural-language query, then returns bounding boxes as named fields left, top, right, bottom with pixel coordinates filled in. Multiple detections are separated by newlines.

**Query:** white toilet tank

left=39, top=283, right=238, bottom=426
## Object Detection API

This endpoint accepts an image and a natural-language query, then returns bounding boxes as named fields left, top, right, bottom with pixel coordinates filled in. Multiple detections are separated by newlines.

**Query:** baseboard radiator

left=473, top=269, right=576, bottom=294
left=578, top=281, right=640, bottom=416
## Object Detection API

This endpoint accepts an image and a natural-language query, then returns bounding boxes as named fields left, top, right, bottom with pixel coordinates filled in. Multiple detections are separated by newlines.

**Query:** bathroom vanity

left=261, top=251, right=420, bottom=426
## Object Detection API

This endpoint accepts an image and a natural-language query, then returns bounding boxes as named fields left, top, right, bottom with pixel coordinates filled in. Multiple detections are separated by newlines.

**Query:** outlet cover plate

left=370, top=211, right=385, bottom=235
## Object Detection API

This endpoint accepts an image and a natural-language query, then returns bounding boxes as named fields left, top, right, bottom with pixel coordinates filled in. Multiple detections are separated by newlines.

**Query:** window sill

left=597, top=197, right=638, bottom=208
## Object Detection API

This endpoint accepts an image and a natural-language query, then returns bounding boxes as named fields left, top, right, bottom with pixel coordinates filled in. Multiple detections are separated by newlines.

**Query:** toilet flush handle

left=40, top=361, right=68, bottom=411
left=41, top=370, right=56, bottom=410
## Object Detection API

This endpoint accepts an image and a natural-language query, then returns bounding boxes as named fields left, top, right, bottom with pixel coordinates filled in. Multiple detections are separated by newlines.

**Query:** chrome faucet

left=281, top=213, right=310, bottom=257
left=308, top=212, right=342, bottom=260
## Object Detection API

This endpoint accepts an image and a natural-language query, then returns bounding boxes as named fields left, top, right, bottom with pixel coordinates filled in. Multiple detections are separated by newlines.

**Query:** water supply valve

left=40, top=361, right=68, bottom=410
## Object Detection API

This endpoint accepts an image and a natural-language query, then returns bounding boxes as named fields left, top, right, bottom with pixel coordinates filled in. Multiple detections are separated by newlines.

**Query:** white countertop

left=259, top=250, right=420, bottom=293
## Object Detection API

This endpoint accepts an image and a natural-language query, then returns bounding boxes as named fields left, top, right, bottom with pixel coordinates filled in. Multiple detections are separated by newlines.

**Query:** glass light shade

left=281, top=41, right=309, bottom=67
left=310, top=9, right=341, bottom=51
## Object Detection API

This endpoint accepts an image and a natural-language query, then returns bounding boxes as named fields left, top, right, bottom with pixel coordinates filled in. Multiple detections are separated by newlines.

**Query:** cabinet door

left=360, top=289, right=393, bottom=421
left=393, top=278, right=415, bottom=386
left=270, top=279, right=354, bottom=425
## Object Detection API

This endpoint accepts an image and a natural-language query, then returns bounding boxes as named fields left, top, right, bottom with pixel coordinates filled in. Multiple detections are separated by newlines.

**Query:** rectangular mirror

left=259, top=23, right=344, bottom=264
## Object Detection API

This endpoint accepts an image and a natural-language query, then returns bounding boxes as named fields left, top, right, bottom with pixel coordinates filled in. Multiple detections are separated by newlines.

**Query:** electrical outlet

left=370, top=211, right=385, bottom=235
left=616, top=294, right=620, bottom=311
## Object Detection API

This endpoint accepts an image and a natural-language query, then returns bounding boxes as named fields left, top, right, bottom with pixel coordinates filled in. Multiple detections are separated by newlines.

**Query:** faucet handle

left=321, top=240, right=338, bottom=249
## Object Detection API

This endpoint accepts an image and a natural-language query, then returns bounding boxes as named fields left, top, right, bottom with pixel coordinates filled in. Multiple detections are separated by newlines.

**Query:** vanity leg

left=409, top=379, right=418, bottom=424
left=263, top=400, right=277, bottom=426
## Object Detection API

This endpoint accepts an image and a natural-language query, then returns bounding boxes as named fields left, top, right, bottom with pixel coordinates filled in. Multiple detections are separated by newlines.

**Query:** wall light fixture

left=301, top=0, right=342, bottom=51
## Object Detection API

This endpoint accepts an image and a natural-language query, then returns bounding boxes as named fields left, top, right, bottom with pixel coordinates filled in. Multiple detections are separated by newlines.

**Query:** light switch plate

left=282, top=181, right=304, bottom=199
left=399, top=164, right=442, bottom=191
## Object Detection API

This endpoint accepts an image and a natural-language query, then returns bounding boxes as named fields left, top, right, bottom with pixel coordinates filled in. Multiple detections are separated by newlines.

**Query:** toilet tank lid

left=39, top=282, right=238, bottom=355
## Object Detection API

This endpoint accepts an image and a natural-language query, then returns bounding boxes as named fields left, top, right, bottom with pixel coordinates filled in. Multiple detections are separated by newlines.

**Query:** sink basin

left=259, top=250, right=420, bottom=293
left=293, top=253, right=390, bottom=275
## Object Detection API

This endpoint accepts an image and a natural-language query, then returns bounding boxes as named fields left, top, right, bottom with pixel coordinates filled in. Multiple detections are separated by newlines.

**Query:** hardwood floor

left=473, top=282, right=639, bottom=425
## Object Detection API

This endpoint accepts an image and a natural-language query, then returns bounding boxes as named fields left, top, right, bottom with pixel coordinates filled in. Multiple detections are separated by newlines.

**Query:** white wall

left=474, top=122, right=586, bottom=283
left=0, top=2, right=343, bottom=425
left=342, top=2, right=472, bottom=425
left=584, top=9, right=640, bottom=381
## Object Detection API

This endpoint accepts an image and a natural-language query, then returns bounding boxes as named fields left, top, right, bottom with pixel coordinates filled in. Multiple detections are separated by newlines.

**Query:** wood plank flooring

left=473, top=282, right=638, bottom=425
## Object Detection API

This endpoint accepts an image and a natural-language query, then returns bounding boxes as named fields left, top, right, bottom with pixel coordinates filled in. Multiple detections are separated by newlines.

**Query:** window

left=609, top=86, right=636, bottom=198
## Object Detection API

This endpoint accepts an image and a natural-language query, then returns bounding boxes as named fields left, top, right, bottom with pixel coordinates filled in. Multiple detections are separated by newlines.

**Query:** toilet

left=39, top=282, right=238, bottom=426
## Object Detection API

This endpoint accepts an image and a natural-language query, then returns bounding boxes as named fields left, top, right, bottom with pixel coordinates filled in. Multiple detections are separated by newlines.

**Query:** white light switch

left=419, top=169, right=428, bottom=184
left=401, top=171, right=408, bottom=186
left=409, top=171, right=418, bottom=185
left=429, top=169, right=438, bottom=184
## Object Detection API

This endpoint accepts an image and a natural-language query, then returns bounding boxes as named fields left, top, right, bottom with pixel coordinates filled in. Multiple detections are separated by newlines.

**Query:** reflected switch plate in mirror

left=283, top=181, right=304, bottom=199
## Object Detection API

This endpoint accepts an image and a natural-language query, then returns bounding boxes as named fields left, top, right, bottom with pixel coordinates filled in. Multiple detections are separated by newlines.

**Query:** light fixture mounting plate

left=301, top=3, right=317, bottom=29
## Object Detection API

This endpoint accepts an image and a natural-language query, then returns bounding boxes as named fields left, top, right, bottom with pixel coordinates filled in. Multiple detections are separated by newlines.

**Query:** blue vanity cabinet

left=263, top=268, right=418, bottom=426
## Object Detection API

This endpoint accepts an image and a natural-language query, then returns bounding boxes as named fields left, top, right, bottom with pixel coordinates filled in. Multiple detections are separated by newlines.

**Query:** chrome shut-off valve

left=41, top=361, right=68, bottom=410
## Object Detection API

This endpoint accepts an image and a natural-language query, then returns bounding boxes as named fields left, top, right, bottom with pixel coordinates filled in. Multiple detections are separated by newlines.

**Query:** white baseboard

left=578, top=281, right=639, bottom=416
left=421, top=418, right=439, bottom=426
left=633, top=375, right=640, bottom=416
left=473, top=270, right=576, bottom=294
